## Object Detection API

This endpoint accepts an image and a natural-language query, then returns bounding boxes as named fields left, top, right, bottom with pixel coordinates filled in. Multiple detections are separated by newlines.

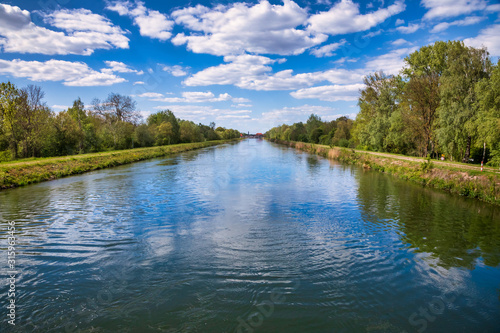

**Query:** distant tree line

left=0, top=84, right=240, bottom=161
left=266, top=41, right=500, bottom=165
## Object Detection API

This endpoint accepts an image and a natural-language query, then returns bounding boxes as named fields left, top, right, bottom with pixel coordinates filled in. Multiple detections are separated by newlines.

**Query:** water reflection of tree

left=356, top=170, right=500, bottom=269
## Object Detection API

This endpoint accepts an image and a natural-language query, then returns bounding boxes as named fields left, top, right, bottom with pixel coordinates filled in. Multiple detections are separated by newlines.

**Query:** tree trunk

left=462, top=136, right=472, bottom=163
left=482, top=142, right=486, bottom=163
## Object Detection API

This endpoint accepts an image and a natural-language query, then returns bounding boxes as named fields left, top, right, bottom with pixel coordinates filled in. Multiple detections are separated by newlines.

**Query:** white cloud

left=430, top=16, right=484, bottom=33
left=290, top=84, right=364, bottom=101
left=363, top=29, right=383, bottom=38
left=464, top=24, right=500, bottom=56
left=396, top=23, right=421, bottom=34
left=106, top=1, right=173, bottom=40
left=162, top=65, right=188, bottom=77
left=0, top=59, right=126, bottom=86
left=134, top=81, right=145, bottom=85
left=184, top=54, right=364, bottom=91
left=391, top=38, right=411, bottom=46
left=307, top=0, right=405, bottom=35
left=103, top=61, right=143, bottom=74
left=421, top=0, right=487, bottom=20
left=310, top=39, right=347, bottom=57
left=395, top=18, right=405, bottom=26
left=139, top=90, right=246, bottom=104
left=0, top=4, right=129, bottom=55
left=52, top=105, right=69, bottom=110
left=171, top=0, right=327, bottom=56
left=334, top=57, right=358, bottom=64
left=137, top=92, right=164, bottom=98
left=184, top=54, right=276, bottom=87
left=486, top=4, right=500, bottom=12
left=364, top=47, right=417, bottom=75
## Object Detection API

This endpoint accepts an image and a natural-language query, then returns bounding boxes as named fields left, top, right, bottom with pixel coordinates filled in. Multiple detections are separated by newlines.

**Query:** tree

left=0, top=82, right=21, bottom=158
left=67, top=98, right=87, bottom=152
left=353, top=72, right=403, bottom=151
left=147, top=110, right=180, bottom=144
left=306, top=114, right=322, bottom=141
left=437, top=43, right=491, bottom=162
left=92, top=93, right=138, bottom=149
left=475, top=61, right=500, bottom=165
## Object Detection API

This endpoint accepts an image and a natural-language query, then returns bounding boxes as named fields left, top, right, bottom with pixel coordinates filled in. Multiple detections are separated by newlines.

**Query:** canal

left=1, top=139, right=499, bottom=332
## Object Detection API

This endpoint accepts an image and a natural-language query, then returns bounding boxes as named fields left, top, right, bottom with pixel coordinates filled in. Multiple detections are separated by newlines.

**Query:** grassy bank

left=0, top=139, right=239, bottom=189
left=269, top=139, right=500, bottom=206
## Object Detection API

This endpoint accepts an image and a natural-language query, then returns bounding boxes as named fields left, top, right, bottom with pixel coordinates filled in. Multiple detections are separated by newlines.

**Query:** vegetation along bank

left=269, top=139, right=500, bottom=206
left=0, top=140, right=239, bottom=189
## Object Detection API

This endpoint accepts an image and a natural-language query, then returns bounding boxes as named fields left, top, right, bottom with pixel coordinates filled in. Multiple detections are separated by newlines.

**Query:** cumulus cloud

left=391, top=38, right=411, bottom=46
left=103, top=61, right=143, bottom=74
left=184, top=54, right=364, bottom=91
left=106, top=1, right=173, bottom=40
left=171, top=0, right=327, bottom=56
left=421, top=0, right=487, bottom=20
left=464, top=24, right=500, bottom=56
left=307, top=0, right=405, bottom=35
left=0, top=4, right=128, bottom=55
left=0, top=59, right=126, bottom=86
left=395, top=18, right=405, bottom=26
left=310, top=39, right=347, bottom=57
left=162, top=65, right=188, bottom=77
left=290, top=84, right=364, bottom=101
left=430, top=16, right=484, bottom=33
left=395, top=23, right=421, bottom=34
left=138, top=91, right=247, bottom=104
left=364, top=47, right=417, bottom=75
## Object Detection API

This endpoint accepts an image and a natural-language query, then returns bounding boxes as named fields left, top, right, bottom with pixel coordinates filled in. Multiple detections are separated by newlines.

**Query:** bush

left=0, top=150, right=12, bottom=162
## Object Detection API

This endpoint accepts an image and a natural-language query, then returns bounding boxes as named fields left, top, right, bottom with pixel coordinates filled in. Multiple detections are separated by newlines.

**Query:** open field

left=0, top=139, right=239, bottom=189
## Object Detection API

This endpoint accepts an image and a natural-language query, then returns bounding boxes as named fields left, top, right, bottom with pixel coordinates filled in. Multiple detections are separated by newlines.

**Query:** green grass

left=0, top=139, right=239, bottom=189
left=269, top=138, right=500, bottom=206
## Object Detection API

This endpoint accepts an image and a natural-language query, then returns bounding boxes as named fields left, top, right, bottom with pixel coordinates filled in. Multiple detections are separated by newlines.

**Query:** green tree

left=67, top=98, right=87, bottom=152
left=475, top=61, right=500, bottom=165
left=0, top=82, right=21, bottom=158
left=353, top=72, right=403, bottom=151
left=147, top=110, right=180, bottom=144
left=437, top=43, right=491, bottom=162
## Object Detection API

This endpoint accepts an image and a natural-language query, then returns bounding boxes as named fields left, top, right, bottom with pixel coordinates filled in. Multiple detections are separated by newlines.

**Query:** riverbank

left=0, top=139, right=239, bottom=189
left=269, top=139, right=500, bottom=206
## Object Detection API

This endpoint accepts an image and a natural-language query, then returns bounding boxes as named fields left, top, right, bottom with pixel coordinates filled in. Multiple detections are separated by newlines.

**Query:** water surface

left=1, top=140, right=499, bottom=332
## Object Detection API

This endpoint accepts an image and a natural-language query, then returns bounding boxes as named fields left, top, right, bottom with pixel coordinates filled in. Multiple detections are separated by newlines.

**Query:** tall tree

left=475, top=61, right=500, bottom=165
left=437, top=43, right=491, bottom=162
left=402, top=41, right=456, bottom=157
left=0, top=82, right=21, bottom=158
left=67, top=98, right=87, bottom=152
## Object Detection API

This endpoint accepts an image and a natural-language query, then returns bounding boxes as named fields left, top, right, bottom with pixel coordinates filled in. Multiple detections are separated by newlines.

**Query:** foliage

left=0, top=83, right=240, bottom=162
left=267, top=41, right=499, bottom=166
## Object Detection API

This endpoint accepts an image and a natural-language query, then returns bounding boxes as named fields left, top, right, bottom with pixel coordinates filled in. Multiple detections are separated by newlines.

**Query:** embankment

left=0, top=140, right=239, bottom=189
left=269, top=139, right=500, bottom=206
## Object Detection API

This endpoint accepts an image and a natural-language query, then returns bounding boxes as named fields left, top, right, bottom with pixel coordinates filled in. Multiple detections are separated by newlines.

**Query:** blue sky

left=0, top=0, right=499, bottom=133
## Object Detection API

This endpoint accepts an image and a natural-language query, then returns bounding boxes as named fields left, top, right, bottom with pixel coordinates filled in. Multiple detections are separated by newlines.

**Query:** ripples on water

left=0, top=140, right=499, bottom=332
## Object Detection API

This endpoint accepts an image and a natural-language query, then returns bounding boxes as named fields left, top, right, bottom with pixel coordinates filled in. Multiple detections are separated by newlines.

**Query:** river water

left=1, top=139, right=499, bottom=332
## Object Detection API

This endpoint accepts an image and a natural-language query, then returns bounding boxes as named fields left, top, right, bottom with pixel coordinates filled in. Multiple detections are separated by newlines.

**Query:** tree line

left=266, top=40, right=500, bottom=165
left=0, top=83, right=240, bottom=161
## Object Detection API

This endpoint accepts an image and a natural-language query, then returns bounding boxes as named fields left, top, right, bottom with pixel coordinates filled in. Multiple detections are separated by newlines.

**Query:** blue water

left=1, top=139, right=499, bottom=332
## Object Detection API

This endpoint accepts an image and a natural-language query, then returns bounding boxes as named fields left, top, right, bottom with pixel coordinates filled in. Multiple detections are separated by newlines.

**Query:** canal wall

left=269, top=139, right=500, bottom=206
left=0, top=139, right=240, bottom=190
